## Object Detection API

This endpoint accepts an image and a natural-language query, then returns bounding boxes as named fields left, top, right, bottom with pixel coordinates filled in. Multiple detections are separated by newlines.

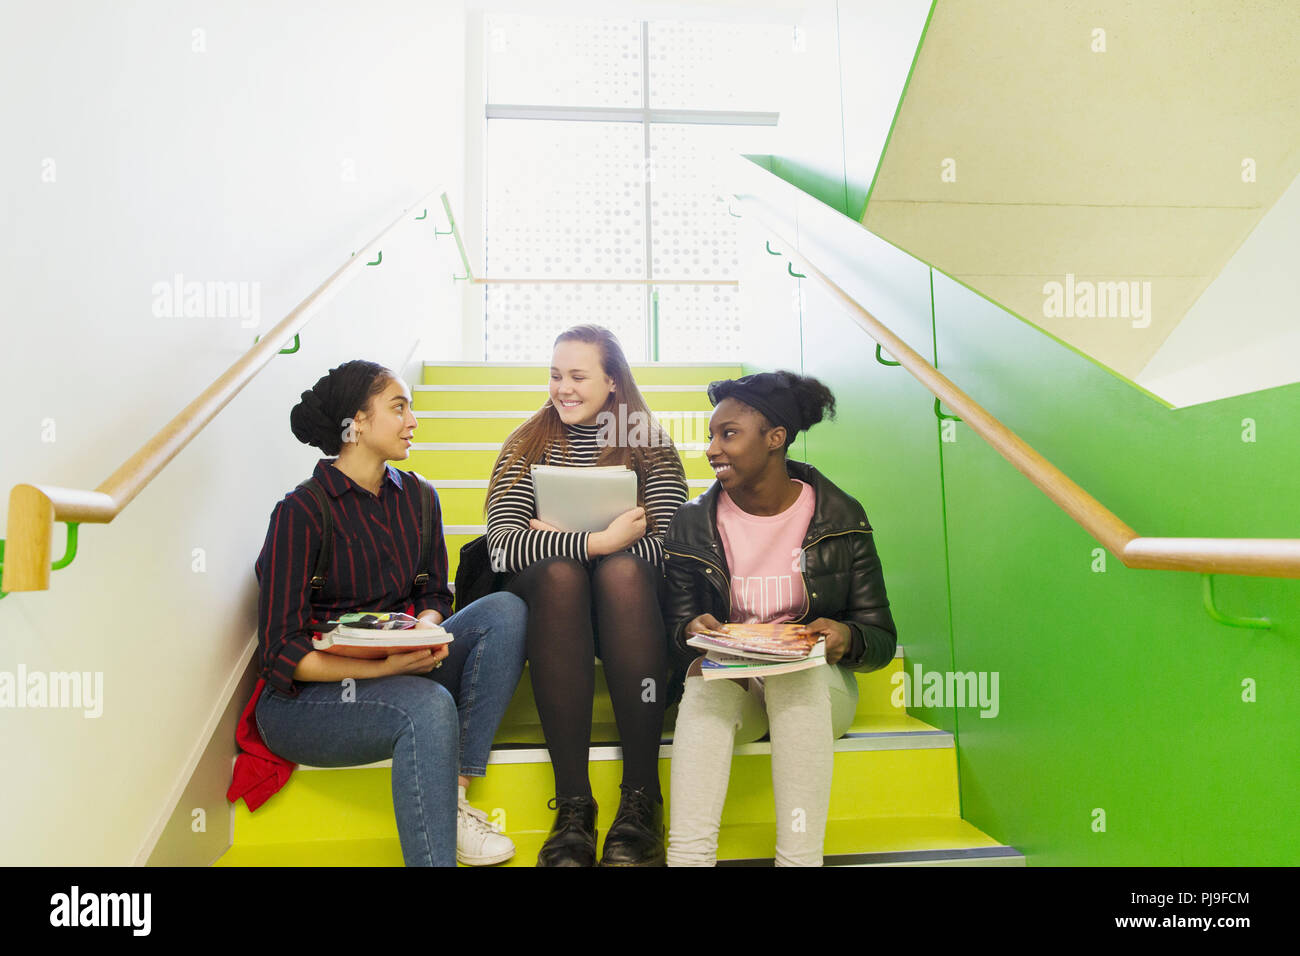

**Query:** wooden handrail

left=439, top=192, right=739, bottom=287
left=2, top=189, right=439, bottom=593
left=737, top=197, right=1300, bottom=580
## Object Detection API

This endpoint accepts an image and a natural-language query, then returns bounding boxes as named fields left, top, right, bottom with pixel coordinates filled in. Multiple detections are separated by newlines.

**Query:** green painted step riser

left=414, top=391, right=719, bottom=412
left=406, top=448, right=715, bottom=481
left=232, top=748, right=959, bottom=844
left=422, top=365, right=743, bottom=387
left=416, top=414, right=714, bottom=445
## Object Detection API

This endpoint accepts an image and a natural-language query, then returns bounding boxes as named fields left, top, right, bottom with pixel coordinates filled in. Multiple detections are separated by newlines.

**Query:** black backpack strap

left=413, top=475, right=433, bottom=590
left=296, top=478, right=333, bottom=598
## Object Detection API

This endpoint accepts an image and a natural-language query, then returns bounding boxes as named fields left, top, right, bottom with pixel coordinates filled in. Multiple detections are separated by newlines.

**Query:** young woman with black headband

left=661, top=369, right=898, bottom=866
left=228, top=360, right=528, bottom=866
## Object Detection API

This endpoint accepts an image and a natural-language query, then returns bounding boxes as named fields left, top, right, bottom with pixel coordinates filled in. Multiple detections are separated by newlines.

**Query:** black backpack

left=452, top=534, right=507, bottom=613
left=296, top=474, right=434, bottom=601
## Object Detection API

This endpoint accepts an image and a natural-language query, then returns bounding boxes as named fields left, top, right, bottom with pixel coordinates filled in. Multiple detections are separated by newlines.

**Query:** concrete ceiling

left=862, top=0, right=1300, bottom=406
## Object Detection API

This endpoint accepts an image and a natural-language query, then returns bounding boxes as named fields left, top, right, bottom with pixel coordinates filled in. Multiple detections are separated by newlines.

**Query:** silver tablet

left=531, top=464, right=638, bottom=533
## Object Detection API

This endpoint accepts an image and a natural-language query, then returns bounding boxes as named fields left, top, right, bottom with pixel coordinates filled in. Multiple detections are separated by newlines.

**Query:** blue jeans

left=254, top=592, right=528, bottom=866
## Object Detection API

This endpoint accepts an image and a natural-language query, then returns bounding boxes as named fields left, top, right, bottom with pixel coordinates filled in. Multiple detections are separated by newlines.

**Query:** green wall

left=739, top=0, right=1299, bottom=863
left=744, top=191, right=1300, bottom=863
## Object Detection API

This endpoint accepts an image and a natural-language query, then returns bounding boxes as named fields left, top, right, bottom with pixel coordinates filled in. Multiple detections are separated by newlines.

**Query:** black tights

left=506, top=553, right=668, bottom=801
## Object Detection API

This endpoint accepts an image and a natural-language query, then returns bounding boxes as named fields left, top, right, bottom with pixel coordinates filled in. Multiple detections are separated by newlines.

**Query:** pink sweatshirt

left=715, top=479, right=815, bottom=624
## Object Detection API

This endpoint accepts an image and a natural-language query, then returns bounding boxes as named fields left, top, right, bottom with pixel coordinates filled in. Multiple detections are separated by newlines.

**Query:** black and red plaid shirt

left=253, top=458, right=453, bottom=696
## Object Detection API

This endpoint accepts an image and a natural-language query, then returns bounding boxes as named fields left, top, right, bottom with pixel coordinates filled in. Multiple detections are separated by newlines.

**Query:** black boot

left=535, top=795, right=598, bottom=867
left=598, top=785, right=665, bottom=867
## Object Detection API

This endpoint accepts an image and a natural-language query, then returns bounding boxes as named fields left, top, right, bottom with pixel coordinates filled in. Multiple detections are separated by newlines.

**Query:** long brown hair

left=484, top=325, right=685, bottom=534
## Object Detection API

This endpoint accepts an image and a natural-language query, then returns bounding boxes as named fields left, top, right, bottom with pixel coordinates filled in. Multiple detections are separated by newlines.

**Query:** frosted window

left=649, top=124, right=779, bottom=360
left=485, top=284, right=648, bottom=363
left=487, top=14, right=642, bottom=108
left=648, top=21, right=793, bottom=110
left=486, top=120, right=645, bottom=279
left=483, top=16, right=794, bottom=362
left=485, top=119, right=647, bottom=361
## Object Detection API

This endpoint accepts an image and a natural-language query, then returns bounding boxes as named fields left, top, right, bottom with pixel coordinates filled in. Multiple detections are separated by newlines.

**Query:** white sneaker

left=457, top=797, right=515, bottom=866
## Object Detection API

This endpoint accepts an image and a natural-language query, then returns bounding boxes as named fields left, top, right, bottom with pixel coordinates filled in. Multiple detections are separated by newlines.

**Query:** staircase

left=214, top=362, right=1022, bottom=866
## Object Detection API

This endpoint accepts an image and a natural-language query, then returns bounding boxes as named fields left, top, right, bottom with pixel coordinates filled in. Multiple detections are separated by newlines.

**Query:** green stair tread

left=232, top=742, right=961, bottom=845
left=215, top=815, right=1005, bottom=867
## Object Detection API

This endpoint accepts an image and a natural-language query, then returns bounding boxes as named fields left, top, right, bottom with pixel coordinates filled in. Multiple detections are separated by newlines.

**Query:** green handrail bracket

left=765, top=241, right=781, bottom=256
left=434, top=224, right=454, bottom=236
left=875, top=344, right=901, bottom=366
left=254, top=333, right=300, bottom=354
left=51, top=522, right=80, bottom=570
left=1201, top=574, right=1273, bottom=629
left=934, top=397, right=962, bottom=422
left=0, top=521, right=80, bottom=600
left=415, top=209, right=428, bottom=220
left=367, top=251, right=382, bottom=266
left=787, top=262, right=806, bottom=279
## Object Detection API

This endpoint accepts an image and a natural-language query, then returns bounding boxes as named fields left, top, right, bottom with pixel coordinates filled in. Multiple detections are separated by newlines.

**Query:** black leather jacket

left=662, top=459, right=897, bottom=679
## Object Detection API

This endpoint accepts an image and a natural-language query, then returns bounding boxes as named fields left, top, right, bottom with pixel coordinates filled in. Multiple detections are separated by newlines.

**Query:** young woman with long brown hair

left=484, top=325, right=689, bottom=866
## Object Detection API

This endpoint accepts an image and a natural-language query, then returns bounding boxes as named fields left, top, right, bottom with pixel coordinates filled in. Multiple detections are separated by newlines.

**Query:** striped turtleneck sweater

left=485, top=420, right=689, bottom=573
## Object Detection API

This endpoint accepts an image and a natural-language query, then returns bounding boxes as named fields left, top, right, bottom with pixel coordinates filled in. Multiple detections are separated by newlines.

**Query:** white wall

left=1136, top=167, right=1300, bottom=408
left=0, top=0, right=466, bottom=864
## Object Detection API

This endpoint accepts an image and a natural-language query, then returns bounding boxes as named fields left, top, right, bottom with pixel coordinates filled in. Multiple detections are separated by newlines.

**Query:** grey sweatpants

left=666, top=664, right=856, bottom=867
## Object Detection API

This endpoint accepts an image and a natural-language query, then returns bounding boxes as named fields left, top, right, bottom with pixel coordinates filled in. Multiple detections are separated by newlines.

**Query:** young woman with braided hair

left=228, top=360, right=528, bottom=866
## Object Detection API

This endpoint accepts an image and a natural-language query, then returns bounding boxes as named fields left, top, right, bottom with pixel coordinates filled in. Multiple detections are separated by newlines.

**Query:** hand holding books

left=801, top=617, right=854, bottom=665
left=684, top=612, right=726, bottom=638
left=384, top=644, right=450, bottom=675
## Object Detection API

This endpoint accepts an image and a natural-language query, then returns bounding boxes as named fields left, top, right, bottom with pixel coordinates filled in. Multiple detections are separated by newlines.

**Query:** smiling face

left=706, top=397, right=786, bottom=488
left=352, top=376, right=418, bottom=461
left=550, top=339, right=615, bottom=427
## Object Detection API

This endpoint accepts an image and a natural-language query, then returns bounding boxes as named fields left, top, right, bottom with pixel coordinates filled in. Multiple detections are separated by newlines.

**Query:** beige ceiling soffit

left=862, top=0, right=1300, bottom=402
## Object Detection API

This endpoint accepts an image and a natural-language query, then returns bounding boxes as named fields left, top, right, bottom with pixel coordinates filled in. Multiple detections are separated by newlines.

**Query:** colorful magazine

left=685, top=622, right=820, bottom=660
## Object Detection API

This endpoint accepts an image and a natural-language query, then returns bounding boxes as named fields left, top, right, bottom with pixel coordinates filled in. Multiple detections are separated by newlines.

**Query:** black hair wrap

left=290, top=360, right=389, bottom=456
left=707, top=370, right=803, bottom=444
